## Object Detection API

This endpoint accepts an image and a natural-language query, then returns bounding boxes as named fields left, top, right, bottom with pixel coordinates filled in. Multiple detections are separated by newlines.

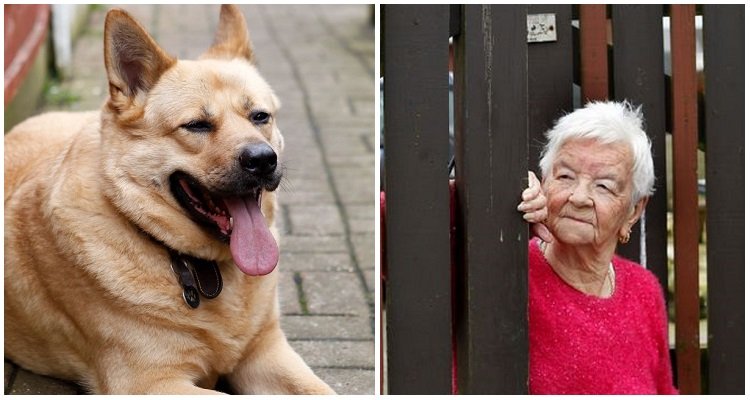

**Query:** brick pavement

left=4, top=4, right=375, bottom=395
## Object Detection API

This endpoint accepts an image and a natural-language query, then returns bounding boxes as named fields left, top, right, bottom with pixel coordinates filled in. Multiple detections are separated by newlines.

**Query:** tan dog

left=4, top=5, right=335, bottom=395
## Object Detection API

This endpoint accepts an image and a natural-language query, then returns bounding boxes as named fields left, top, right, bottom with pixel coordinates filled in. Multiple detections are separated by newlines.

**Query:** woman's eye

left=250, top=111, right=270, bottom=125
left=181, top=120, right=213, bottom=133
left=596, top=183, right=614, bottom=193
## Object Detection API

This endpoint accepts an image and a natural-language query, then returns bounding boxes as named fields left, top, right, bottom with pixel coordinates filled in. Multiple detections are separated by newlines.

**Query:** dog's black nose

left=239, top=143, right=277, bottom=176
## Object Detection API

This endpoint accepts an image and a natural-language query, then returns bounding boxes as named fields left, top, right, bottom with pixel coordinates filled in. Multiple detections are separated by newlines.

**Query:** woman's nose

left=568, top=181, right=593, bottom=206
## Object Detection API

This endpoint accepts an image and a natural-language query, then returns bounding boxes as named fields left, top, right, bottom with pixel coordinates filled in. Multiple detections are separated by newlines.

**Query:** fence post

left=703, top=5, right=745, bottom=395
left=527, top=5, right=574, bottom=173
left=383, top=5, right=452, bottom=394
left=453, top=4, right=529, bottom=394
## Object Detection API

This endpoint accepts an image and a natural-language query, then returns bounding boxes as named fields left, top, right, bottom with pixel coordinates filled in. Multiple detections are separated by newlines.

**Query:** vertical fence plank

left=528, top=5, right=574, bottom=174
left=383, top=5, right=452, bottom=394
left=610, top=6, right=669, bottom=293
left=703, top=5, right=745, bottom=395
left=579, top=5, right=609, bottom=102
left=669, top=5, right=701, bottom=394
left=379, top=193, right=386, bottom=394
left=453, top=5, right=529, bottom=394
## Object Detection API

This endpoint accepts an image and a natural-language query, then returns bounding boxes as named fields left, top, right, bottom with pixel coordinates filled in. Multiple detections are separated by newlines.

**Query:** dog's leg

left=96, top=372, right=224, bottom=394
left=141, top=380, right=225, bottom=395
left=102, top=380, right=224, bottom=395
left=227, top=323, right=336, bottom=394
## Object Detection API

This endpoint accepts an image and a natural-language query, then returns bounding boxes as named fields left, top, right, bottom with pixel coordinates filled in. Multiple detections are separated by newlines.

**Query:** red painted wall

left=4, top=4, right=50, bottom=106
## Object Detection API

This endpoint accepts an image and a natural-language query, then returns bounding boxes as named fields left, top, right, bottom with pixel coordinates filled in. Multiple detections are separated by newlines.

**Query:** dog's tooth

left=229, top=217, right=234, bottom=230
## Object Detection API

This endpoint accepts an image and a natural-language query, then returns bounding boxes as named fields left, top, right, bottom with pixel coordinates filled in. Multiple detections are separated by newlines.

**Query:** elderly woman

left=517, top=101, right=678, bottom=394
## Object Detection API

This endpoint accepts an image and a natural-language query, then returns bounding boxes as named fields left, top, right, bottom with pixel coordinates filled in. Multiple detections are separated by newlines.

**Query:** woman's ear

left=621, top=197, right=649, bottom=237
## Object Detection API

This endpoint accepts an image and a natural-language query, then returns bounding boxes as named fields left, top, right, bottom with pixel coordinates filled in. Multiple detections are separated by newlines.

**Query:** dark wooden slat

left=703, top=5, right=745, bottom=395
left=611, top=5, right=669, bottom=295
left=379, top=193, right=386, bottom=394
left=527, top=5, right=574, bottom=175
left=383, top=5, right=452, bottom=394
left=453, top=5, right=529, bottom=394
left=579, top=5, right=609, bottom=102
left=669, top=5, right=701, bottom=394
left=449, top=5, right=461, bottom=38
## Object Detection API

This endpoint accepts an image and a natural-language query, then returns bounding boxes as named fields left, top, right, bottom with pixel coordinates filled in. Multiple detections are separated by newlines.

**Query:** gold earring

left=619, top=229, right=631, bottom=244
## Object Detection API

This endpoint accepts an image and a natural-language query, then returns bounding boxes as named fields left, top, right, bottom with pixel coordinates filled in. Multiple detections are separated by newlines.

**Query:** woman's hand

left=517, top=171, right=554, bottom=242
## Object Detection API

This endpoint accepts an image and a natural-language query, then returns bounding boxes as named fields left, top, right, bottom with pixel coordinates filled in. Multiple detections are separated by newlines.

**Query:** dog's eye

left=250, top=111, right=270, bottom=125
left=181, top=120, right=214, bottom=133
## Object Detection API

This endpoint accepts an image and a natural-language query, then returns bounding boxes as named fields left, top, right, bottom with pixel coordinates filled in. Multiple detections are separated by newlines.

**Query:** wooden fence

left=381, top=4, right=743, bottom=394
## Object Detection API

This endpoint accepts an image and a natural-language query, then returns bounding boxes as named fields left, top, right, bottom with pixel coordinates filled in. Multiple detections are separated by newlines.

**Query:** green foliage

left=43, top=81, right=80, bottom=107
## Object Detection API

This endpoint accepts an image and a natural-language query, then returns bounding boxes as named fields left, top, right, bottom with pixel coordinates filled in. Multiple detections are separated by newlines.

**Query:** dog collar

left=168, top=249, right=223, bottom=308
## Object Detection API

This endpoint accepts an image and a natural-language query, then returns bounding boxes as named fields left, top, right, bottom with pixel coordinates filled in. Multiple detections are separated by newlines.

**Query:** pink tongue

left=224, top=197, right=279, bottom=276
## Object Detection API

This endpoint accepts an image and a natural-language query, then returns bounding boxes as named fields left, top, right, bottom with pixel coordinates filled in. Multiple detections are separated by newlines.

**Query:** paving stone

left=8, top=368, right=80, bottom=395
left=337, top=187, right=376, bottom=205
left=282, top=252, right=354, bottom=272
left=282, top=315, right=373, bottom=340
left=279, top=189, right=335, bottom=206
left=351, top=233, right=376, bottom=270
left=281, top=235, right=349, bottom=253
left=363, top=266, right=377, bottom=294
left=319, top=134, right=374, bottom=156
left=290, top=340, right=374, bottom=369
left=279, top=189, right=335, bottom=205
left=277, top=270, right=302, bottom=315
left=317, top=117, right=375, bottom=130
left=328, top=154, right=375, bottom=169
left=345, top=204, right=377, bottom=235
left=282, top=166, right=329, bottom=185
left=350, top=97, right=377, bottom=117
left=275, top=206, right=290, bottom=235
left=287, top=204, right=345, bottom=236
left=5, top=361, right=15, bottom=393
left=281, top=176, right=331, bottom=194
left=282, top=148, right=325, bottom=171
left=315, top=367, right=375, bottom=395
left=301, top=271, right=369, bottom=316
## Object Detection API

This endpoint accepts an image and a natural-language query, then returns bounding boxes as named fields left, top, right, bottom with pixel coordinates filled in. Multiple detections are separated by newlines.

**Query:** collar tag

left=169, top=250, right=223, bottom=308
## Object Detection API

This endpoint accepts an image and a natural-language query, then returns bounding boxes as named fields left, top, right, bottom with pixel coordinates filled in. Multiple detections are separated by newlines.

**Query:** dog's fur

left=4, top=5, right=334, bottom=394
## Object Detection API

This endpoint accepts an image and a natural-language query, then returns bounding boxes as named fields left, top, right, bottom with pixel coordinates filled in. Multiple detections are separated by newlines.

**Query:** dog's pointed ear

left=104, top=9, right=175, bottom=100
left=202, top=5, right=254, bottom=62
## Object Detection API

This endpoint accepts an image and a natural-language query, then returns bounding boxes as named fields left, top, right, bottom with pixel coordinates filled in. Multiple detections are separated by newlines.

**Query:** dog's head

left=100, top=5, right=283, bottom=276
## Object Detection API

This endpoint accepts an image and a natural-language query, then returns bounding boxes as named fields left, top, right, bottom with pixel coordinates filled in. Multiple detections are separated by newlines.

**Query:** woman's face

left=543, top=138, right=644, bottom=249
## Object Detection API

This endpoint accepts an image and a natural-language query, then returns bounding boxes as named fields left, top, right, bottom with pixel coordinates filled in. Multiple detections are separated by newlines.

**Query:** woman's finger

left=532, top=223, right=554, bottom=243
left=526, top=192, right=546, bottom=208
left=528, top=171, right=541, bottom=189
left=522, top=184, right=540, bottom=202
left=523, top=208, right=547, bottom=223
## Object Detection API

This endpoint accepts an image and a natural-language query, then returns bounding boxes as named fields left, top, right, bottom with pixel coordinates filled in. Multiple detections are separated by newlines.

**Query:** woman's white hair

left=539, top=101, right=656, bottom=205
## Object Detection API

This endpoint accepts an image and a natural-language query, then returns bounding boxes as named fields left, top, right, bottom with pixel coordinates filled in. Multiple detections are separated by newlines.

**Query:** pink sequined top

left=529, top=238, right=678, bottom=394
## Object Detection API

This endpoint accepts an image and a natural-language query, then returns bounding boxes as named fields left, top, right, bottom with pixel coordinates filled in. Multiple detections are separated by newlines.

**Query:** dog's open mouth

left=169, top=172, right=279, bottom=276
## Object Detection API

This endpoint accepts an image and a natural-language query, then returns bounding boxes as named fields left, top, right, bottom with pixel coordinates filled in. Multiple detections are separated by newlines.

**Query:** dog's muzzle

left=168, top=141, right=282, bottom=276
